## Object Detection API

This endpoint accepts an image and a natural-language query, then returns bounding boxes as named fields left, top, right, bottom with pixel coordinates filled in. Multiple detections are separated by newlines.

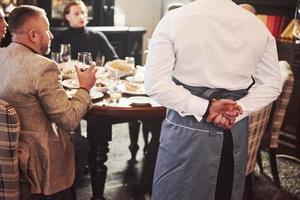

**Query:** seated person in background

left=0, top=7, right=8, bottom=40
left=51, top=0, right=118, bottom=63
left=239, top=3, right=257, bottom=15
left=0, top=5, right=96, bottom=199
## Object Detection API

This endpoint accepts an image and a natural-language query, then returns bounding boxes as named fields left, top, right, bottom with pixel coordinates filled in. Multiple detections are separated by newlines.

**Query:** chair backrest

left=262, top=61, right=294, bottom=149
left=0, top=99, right=20, bottom=199
left=246, top=103, right=272, bottom=175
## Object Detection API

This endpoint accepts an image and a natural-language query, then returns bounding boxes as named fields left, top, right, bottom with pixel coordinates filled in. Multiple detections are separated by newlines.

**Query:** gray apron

left=151, top=78, right=249, bottom=200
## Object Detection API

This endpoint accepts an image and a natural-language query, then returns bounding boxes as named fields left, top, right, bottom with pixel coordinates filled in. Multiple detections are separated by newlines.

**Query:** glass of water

left=77, top=52, right=93, bottom=70
left=60, top=44, right=71, bottom=62
left=51, top=52, right=61, bottom=63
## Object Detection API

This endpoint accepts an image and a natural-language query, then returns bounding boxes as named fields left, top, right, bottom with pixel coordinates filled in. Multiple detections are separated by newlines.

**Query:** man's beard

left=42, top=44, right=51, bottom=55
left=44, top=47, right=51, bottom=55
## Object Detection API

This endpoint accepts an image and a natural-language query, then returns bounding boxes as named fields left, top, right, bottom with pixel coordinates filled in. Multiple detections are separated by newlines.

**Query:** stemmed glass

left=60, top=44, right=71, bottom=62
left=77, top=52, right=93, bottom=70
left=293, top=0, right=300, bottom=44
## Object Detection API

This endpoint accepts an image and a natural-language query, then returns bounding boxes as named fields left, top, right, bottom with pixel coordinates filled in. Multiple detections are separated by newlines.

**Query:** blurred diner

left=51, top=0, right=118, bottom=65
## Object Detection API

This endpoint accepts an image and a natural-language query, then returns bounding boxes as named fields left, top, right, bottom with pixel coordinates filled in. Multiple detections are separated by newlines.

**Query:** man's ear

left=28, top=29, right=38, bottom=43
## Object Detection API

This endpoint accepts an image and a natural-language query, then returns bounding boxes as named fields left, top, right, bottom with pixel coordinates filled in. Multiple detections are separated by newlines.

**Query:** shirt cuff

left=178, top=95, right=209, bottom=122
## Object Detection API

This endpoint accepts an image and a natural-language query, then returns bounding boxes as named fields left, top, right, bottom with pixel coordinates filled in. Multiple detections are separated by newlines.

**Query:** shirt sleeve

left=35, top=61, right=93, bottom=131
left=236, top=33, right=283, bottom=122
left=97, top=32, right=119, bottom=61
left=144, top=17, right=209, bottom=121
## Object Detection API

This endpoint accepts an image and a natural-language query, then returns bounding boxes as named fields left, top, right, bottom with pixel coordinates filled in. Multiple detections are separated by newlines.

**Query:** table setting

left=56, top=53, right=159, bottom=107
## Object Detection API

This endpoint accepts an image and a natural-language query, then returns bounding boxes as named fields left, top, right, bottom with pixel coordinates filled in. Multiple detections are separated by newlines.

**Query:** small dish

left=90, top=90, right=104, bottom=100
left=125, top=76, right=144, bottom=83
left=121, top=82, right=146, bottom=95
left=128, top=96, right=153, bottom=106
left=66, top=89, right=104, bottom=100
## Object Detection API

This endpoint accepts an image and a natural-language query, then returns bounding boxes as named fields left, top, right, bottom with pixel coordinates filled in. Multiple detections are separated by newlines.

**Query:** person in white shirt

left=144, top=0, right=282, bottom=199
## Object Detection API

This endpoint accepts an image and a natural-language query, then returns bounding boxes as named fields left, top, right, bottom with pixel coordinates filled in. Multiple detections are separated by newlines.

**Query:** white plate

left=92, top=85, right=108, bottom=93
left=121, top=84, right=146, bottom=95
left=90, top=90, right=104, bottom=99
left=66, top=89, right=103, bottom=100
left=125, top=76, right=144, bottom=83
left=62, top=79, right=79, bottom=89
left=128, top=96, right=156, bottom=106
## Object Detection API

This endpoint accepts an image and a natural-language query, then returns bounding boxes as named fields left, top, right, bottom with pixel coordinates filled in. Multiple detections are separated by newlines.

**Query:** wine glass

left=293, top=1, right=300, bottom=44
left=60, top=44, right=71, bottom=62
left=77, top=52, right=93, bottom=70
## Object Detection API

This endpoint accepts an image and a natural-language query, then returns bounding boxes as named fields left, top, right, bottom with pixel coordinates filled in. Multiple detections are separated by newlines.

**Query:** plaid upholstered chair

left=244, top=103, right=273, bottom=199
left=257, top=60, right=294, bottom=187
left=0, top=99, right=20, bottom=200
left=246, top=103, right=273, bottom=176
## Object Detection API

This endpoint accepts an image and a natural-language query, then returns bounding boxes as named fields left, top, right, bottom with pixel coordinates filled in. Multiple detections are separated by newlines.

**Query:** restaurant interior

left=0, top=0, right=299, bottom=200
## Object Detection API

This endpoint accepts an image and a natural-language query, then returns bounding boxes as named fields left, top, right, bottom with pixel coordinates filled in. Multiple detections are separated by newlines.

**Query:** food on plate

left=110, top=59, right=132, bottom=72
left=95, top=81, right=106, bottom=87
left=124, top=81, right=140, bottom=92
left=63, top=68, right=75, bottom=75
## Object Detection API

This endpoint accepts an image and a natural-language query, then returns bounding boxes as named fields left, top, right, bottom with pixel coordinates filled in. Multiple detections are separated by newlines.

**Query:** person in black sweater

left=51, top=0, right=118, bottom=62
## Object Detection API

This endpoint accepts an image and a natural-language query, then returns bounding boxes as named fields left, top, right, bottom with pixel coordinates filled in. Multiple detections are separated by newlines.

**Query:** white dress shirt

left=145, top=0, right=282, bottom=122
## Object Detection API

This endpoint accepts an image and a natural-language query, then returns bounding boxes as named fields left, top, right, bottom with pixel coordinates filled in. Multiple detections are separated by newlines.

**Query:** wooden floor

left=76, top=123, right=300, bottom=200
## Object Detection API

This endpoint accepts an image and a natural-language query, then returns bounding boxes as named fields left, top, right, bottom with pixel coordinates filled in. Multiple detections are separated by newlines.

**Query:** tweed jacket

left=0, top=43, right=92, bottom=195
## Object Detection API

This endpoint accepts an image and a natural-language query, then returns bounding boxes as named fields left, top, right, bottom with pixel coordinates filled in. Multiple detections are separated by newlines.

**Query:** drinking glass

left=60, top=44, right=71, bottom=62
left=293, top=1, right=300, bottom=44
left=108, top=81, right=122, bottom=105
left=51, top=52, right=61, bottom=63
left=125, top=56, right=135, bottom=69
left=96, top=52, right=106, bottom=67
left=77, top=52, right=93, bottom=70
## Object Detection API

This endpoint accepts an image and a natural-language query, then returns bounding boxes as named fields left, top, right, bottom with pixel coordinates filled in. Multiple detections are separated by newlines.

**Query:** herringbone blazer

left=0, top=43, right=92, bottom=195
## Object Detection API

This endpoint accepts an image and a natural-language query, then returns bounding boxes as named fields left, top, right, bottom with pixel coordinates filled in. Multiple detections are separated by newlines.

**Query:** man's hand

left=206, top=98, right=243, bottom=129
left=76, top=62, right=97, bottom=92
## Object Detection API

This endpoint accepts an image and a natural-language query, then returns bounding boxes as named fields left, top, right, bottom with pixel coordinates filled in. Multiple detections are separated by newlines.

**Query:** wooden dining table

left=84, top=94, right=166, bottom=200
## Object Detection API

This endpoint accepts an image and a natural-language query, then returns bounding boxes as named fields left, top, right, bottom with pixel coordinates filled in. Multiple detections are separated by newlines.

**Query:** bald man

left=0, top=5, right=96, bottom=200
left=240, top=3, right=257, bottom=15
